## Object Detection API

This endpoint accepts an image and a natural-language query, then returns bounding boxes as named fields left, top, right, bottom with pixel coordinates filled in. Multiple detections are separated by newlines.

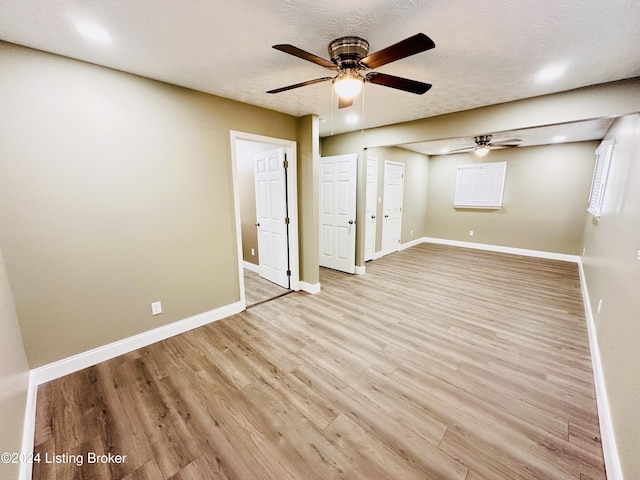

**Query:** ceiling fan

left=267, top=33, right=435, bottom=108
left=450, top=135, right=522, bottom=157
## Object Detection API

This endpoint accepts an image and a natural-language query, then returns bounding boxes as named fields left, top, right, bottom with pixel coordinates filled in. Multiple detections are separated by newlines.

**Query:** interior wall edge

left=577, top=259, right=624, bottom=480
left=299, top=281, right=321, bottom=295
left=18, top=379, right=38, bottom=480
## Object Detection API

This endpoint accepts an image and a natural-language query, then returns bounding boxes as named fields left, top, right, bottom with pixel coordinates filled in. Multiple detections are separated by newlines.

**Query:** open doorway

left=230, top=132, right=299, bottom=308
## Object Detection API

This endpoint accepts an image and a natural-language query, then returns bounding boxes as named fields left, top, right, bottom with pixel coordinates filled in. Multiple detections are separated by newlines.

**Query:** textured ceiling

left=1, top=0, right=639, bottom=138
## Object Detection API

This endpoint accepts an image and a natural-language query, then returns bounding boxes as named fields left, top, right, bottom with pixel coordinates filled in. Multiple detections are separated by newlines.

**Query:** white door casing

left=319, top=153, right=357, bottom=274
left=254, top=147, right=290, bottom=288
left=381, top=161, right=405, bottom=256
left=364, top=156, right=378, bottom=262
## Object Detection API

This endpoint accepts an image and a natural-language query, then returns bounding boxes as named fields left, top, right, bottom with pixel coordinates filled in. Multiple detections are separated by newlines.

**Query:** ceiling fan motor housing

left=474, top=135, right=492, bottom=146
left=328, top=36, right=370, bottom=69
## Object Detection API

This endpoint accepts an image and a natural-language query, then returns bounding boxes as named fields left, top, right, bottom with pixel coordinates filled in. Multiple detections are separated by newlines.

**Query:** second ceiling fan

left=267, top=33, right=435, bottom=108
left=450, top=135, right=522, bottom=157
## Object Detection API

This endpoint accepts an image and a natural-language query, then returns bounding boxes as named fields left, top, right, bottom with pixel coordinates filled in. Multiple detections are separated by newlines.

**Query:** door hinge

left=283, top=159, right=289, bottom=169
left=286, top=270, right=291, bottom=277
left=284, top=217, right=290, bottom=225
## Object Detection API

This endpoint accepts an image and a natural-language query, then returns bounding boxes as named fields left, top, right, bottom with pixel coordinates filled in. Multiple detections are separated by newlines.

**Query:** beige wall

left=296, top=115, right=320, bottom=286
left=365, top=147, right=429, bottom=255
left=0, top=42, right=300, bottom=367
left=239, top=151, right=259, bottom=266
left=0, top=245, right=30, bottom=480
left=425, top=142, right=597, bottom=254
left=581, top=114, right=640, bottom=479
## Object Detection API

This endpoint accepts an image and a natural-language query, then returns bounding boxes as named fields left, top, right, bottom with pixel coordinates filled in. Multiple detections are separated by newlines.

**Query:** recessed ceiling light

left=536, top=65, right=566, bottom=83
left=552, top=135, right=567, bottom=143
left=440, top=148, right=450, bottom=154
left=76, top=21, right=112, bottom=44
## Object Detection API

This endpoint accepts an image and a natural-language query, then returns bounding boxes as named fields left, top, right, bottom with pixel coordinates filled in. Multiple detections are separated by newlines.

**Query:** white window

left=454, top=161, right=507, bottom=209
left=587, top=139, right=614, bottom=218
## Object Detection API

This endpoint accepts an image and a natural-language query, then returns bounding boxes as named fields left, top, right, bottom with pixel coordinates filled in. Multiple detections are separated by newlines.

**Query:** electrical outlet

left=410, top=229, right=413, bottom=236
left=151, top=301, right=162, bottom=316
left=597, top=299, right=603, bottom=314
left=469, top=230, right=474, bottom=237
left=582, top=248, right=587, bottom=256
left=636, top=249, right=640, bottom=261
left=251, top=248, right=255, bottom=256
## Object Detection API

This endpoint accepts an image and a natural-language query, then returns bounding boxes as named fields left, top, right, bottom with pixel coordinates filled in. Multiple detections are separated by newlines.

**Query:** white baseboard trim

left=421, top=237, right=580, bottom=263
left=372, top=250, right=385, bottom=260
left=300, top=281, right=321, bottom=294
left=19, top=377, right=38, bottom=480
left=355, top=265, right=366, bottom=275
left=20, top=300, right=243, bottom=480
left=29, top=301, right=244, bottom=386
left=243, top=260, right=260, bottom=273
left=399, top=237, right=425, bottom=251
left=577, top=260, right=623, bottom=480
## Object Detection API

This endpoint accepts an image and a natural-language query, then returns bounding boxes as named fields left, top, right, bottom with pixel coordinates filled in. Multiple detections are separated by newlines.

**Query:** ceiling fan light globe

left=334, top=77, right=363, bottom=99
left=475, top=146, right=490, bottom=157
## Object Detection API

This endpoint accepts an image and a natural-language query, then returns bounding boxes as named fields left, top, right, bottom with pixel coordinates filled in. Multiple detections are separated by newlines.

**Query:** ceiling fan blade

left=489, top=143, right=520, bottom=149
left=449, top=146, right=475, bottom=153
left=365, top=72, right=432, bottom=95
left=272, top=44, right=338, bottom=70
left=266, top=77, right=334, bottom=94
left=360, top=33, right=435, bottom=69
left=488, top=138, right=522, bottom=146
left=338, top=96, right=353, bottom=109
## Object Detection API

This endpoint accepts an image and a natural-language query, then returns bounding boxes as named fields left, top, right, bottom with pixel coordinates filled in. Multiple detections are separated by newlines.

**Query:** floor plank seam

left=246, top=289, right=295, bottom=309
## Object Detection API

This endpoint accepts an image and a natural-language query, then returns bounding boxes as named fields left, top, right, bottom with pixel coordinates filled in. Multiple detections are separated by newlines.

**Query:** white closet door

left=319, top=154, right=357, bottom=273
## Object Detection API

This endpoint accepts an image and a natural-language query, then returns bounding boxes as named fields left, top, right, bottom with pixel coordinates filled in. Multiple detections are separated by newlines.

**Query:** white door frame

left=230, top=131, right=300, bottom=309
left=364, top=156, right=378, bottom=262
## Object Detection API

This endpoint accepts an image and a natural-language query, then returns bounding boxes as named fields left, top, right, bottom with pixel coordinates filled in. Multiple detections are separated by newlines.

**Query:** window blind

left=454, top=161, right=507, bottom=209
left=587, top=139, right=614, bottom=218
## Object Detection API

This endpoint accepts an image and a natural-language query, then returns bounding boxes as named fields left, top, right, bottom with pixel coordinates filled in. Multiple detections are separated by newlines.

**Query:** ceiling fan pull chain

left=361, top=82, right=365, bottom=135
left=330, top=85, right=334, bottom=135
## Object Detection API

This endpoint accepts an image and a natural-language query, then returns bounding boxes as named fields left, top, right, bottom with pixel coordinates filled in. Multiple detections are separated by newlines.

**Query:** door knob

left=348, top=220, right=355, bottom=225
left=384, top=215, right=389, bottom=218
left=371, top=215, right=376, bottom=219
left=255, top=222, right=260, bottom=227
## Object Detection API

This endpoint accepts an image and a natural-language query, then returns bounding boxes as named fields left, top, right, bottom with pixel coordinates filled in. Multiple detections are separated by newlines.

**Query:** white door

left=381, top=161, right=405, bottom=256
left=319, top=153, right=357, bottom=273
left=254, top=147, right=290, bottom=288
left=364, top=156, right=378, bottom=262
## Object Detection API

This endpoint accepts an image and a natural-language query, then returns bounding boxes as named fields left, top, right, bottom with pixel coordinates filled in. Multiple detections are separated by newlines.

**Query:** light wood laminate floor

left=33, top=244, right=606, bottom=479
left=243, top=268, right=290, bottom=308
